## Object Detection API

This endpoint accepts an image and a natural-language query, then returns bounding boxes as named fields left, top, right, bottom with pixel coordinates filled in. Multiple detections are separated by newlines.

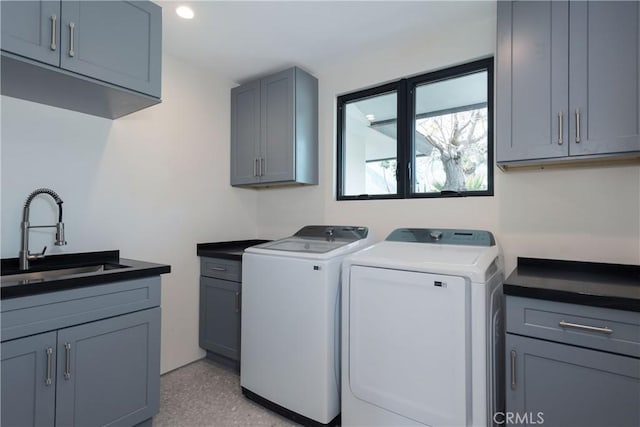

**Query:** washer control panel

left=386, top=228, right=495, bottom=246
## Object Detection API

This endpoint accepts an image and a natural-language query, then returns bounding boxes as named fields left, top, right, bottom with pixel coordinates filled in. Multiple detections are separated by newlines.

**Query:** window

left=337, top=58, right=493, bottom=200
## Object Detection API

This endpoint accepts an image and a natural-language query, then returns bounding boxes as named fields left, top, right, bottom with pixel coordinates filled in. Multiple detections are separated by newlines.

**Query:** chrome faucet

left=19, top=188, right=67, bottom=270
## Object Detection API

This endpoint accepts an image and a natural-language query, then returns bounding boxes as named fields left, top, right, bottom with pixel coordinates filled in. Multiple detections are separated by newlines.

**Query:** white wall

left=1, top=53, right=259, bottom=373
left=256, top=14, right=640, bottom=271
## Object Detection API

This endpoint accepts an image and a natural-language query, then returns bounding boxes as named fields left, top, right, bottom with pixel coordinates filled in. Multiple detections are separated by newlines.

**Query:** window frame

left=336, top=57, right=494, bottom=201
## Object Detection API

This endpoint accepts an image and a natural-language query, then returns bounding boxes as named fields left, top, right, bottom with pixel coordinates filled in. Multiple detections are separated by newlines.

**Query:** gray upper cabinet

left=0, top=0, right=162, bottom=119
left=59, top=1, right=161, bottom=97
left=231, top=67, right=318, bottom=187
left=0, top=1, right=61, bottom=67
left=497, top=1, right=640, bottom=166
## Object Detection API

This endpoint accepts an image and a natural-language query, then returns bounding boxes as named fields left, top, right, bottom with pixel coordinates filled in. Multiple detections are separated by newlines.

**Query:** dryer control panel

left=386, top=228, right=495, bottom=246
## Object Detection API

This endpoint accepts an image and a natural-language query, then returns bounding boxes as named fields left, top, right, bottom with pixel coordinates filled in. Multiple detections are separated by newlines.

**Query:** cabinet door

left=199, top=277, right=241, bottom=361
left=0, top=1, right=60, bottom=66
left=231, top=80, right=261, bottom=186
left=506, top=334, right=640, bottom=427
left=55, top=308, right=160, bottom=427
left=569, top=1, right=640, bottom=156
left=261, top=68, right=296, bottom=183
left=1, top=332, right=57, bottom=427
left=496, top=1, right=569, bottom=162
left=59, top=1, right=161, bottom=97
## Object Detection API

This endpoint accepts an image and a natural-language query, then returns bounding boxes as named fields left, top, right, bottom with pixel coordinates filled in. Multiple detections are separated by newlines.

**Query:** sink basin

left=1, top=263, right=128, bottom=284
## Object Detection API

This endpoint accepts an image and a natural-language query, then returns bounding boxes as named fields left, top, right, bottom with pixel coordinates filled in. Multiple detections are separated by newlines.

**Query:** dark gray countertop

left=503, top=257, right=640, bottom=312
left=197, top=240, right=270, bottom=261
left=1, top=250, right=170, bottom=299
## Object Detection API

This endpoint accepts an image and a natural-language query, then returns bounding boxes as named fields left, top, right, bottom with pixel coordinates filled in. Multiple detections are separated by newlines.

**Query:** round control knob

left=430, top=231, right=443, bottom=241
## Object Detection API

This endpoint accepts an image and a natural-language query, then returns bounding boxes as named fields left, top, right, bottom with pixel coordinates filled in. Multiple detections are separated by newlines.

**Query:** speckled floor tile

left=154, top=358, right=299, bottom=427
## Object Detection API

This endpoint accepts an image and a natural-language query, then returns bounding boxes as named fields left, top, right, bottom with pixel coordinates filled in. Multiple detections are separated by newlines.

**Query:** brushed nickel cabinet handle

left=45, top=347, right=53, bottom=385
left=254, top=158, right=258, bottom=177
left=559, top=320, right=612, bottom=334
left=260, top=158, right=265, bottom=177
left=68, top=22, right=75, bottom=57
left=210, top=266, right=226, bottom=271
left=50, top=15, right=57, bottom=51
left=575, top=109, right=581, bottom=143
left=557, top=112, right=563, bottom=145
left=510, top=350, right=516, bottom=390
left=235, top=292, right=240, bottom=313
left=64, top=343, right=71, bottom=380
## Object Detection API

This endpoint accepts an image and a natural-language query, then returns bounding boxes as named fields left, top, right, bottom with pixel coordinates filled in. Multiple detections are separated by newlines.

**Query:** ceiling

left=159, top=1, right=495, bottom=84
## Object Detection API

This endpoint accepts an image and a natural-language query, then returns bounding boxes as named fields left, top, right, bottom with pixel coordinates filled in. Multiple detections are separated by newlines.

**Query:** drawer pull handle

left=210, top=266, right=226, bottom=271
left=68, top=22, right=75, bottom=57
left=557, top=111, right=563, bottom=145
left=575, top=109, right=581, bottom=143
left=510, top=350, right=516, bottom=390
left=50, top=15, right=57, bottom=51
left=235, top=291, right=240, bottom=313
left=559, top=320, right=612, bottom=335
left=45, top=347, right=53, bottom=385
left=64, top=343, right=71, bottom=380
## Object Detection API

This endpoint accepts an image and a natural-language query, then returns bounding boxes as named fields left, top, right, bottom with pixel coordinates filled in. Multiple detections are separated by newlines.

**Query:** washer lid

left=252, top=225, right=370, bottom=254
left=258, top=238, right=349, bottom=254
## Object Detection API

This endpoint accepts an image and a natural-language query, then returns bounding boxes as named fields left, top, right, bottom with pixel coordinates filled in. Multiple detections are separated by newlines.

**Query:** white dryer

left=241, top=225, right=373, bottom=426
left=342, top=228, right=504, bottom=427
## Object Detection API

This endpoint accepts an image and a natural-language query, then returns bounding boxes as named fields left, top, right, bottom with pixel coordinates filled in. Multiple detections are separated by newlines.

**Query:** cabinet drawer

left=506, top=296, right=640, bottom=358
left=200, top=258, right=241, bottom=282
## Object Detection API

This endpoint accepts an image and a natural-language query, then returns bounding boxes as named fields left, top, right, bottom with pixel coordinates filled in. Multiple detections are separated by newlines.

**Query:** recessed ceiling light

left=365, top=114, right=376, bottom=122
left=176, top=5, right=194, bottom=20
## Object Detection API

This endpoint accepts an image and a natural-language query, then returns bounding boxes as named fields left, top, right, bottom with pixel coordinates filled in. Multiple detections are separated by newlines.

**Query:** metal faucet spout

left=19, top=188, right=67, bottom=270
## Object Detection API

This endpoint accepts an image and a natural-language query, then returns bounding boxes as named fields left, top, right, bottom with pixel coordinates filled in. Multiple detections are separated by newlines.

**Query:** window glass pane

left=413, top=71, right=488, bottom=193
left=343, top=92, right=397, bottom=196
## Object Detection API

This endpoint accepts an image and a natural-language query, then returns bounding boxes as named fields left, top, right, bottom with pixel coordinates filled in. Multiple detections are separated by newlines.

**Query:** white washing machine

left=241, top=225, right=373, bottom=426
left=342, top=228, right=504, bottom=427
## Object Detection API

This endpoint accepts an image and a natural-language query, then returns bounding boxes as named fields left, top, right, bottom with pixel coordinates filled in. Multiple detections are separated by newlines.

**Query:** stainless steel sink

left=1, top=264, right=127, bottom=284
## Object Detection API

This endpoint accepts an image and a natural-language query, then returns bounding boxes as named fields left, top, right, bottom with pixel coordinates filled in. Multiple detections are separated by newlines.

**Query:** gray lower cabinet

left=199, top=257, right=242, bottom=369
left=506, top=334, right=640, bottom=427
left=230, top=66, right=318, bottom=187
left=1, top=332, right=57, bottom=427
left=0, top=277, right=162, bottom=427
left=505, top=296, right=640, bottom=426
left=0, top=0, right=161, bottom=118
left=1, top=308, right=160, bottom=427
left=497, top=1, right=640, bottom=166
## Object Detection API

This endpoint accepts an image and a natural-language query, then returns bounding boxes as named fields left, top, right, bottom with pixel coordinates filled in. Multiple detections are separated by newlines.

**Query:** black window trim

left=336, top=57, right=494, bottom=201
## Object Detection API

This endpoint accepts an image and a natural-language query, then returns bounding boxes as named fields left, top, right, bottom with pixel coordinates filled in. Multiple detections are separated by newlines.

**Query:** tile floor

left=154, top=358, right=298, bottom=427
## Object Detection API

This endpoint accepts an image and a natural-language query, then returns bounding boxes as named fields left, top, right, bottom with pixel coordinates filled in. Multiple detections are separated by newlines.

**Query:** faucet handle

left=27, top=246, right=47, bottom=260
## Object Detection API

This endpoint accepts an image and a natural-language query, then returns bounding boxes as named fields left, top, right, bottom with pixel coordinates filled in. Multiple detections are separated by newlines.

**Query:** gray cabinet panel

left=0, top=1, right=60, bottom=67
left=569, top=1, right=640, bottom=156
left=200, top=257, right=241, bottom=282
left=261, top=68, right=295, bottom=183
left=497, top=0, right=640, bottom=167
left=1, top=332, right=57, bottom=427
left=60, top=1, right=161, bottom=97
left=230, top=66, right=318, bottom=187
left=506, top=334, right=640, bottom=427
left=230, top=80, right=261, bottom=186
left=496, top=1, right=568, bottom=162
left=55, top=307, right=160, bottom=427
left=199, top=277, right=241, bottom=361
